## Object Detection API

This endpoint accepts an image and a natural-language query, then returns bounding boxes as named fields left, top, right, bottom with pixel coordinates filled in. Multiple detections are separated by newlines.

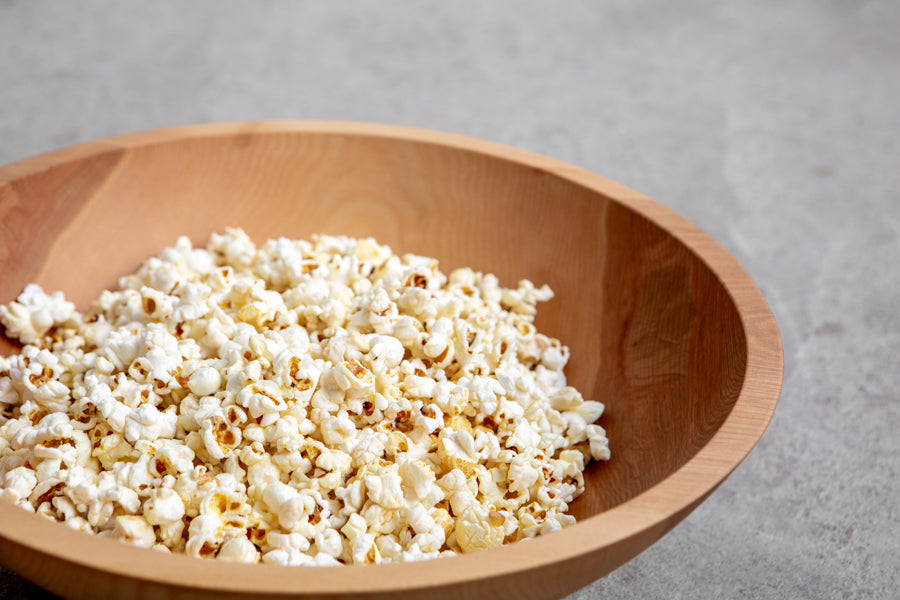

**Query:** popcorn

left=0, top=229, right=609, bottom=565
left=124, top=404, right=177, bottom=443
left=188, top=367, right=222, bottom=397
left=143, top=488, right=185, bottom=526
left=236, top=381, right=287, bottom=427
left=437, top=429, right=478, bottom=475
left=363, top=465, right=405, bottom=510
left=114, top=515, right=156, bottom=548
left=586, top=424, right=612, bottom=461
left=320, top=413, right=357, bottom=447
left=1, top=466, right=37, bottom=504
left=217, top=536, right=260, bottom=563
left=0, top=284, right=76, bottom=345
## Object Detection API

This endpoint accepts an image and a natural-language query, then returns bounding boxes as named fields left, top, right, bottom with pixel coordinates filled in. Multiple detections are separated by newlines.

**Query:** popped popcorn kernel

left=0, top=229, right=610, bottom=565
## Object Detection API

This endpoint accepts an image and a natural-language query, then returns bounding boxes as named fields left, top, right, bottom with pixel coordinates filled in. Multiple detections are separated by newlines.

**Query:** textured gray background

left=1, top=1, right=898, bottom=598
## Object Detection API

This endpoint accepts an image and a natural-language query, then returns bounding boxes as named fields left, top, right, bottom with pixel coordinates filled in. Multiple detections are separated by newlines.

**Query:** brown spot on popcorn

left=199, top=541, right=218, bottom=557
left=434, top=346, right=449, bottom=363
left=249, top=526, right=268, bottom=545
left=405, top=274, right=427, bottom=289
left=35, top=482, right=66, bottom=506
left=219, top=429, right=236, bottom=447
left=393, top=420, right=414, bottom=434
left=211, top=493, right=228, bottom=515
left=346, top=360, right=366, bottom=379
left=28, top=367, right=52, bottom=387
left=30, top=409, right=49, bottom=425
left=129, top=360, right=148, bottom=378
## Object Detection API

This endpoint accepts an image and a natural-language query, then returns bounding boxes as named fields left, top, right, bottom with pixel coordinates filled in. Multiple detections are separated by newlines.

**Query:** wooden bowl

left=0, top=122, right=782, bottom=599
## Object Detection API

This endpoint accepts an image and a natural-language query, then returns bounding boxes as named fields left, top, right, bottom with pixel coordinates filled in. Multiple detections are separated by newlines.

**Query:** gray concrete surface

left=1, top=1, right=898, bottom=598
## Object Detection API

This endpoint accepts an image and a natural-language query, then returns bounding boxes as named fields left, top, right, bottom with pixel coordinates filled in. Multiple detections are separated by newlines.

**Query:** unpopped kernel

left=0, top=229, right=609, bottom=564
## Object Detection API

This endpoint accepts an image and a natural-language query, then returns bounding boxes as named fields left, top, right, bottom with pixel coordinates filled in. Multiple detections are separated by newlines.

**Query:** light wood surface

left=0, top=122, right=783, bottom=599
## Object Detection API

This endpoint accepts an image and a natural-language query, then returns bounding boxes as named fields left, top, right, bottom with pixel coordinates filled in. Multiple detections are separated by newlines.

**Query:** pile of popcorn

left=0, top=229, right=609, bottom=565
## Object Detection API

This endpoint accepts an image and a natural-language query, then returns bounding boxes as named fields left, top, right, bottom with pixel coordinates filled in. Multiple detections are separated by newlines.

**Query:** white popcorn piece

left=188, top=512, right=221, bottom=538
left=11, top=412, right=73, bottom=450
left=439, top=470, right=478, bottom=517
left=0, top=284, right=76, bottom=345
left=261, top=482, right=310, bottom=531
left=314, top=527, right=343, bottom=559
left=402, top=375, right=436, bottom=399
left=185, top=516, right=223, bottom=558
left=437, top=429, right=478, bottom=475
left=272, top=350, right=321, bottom=402
left=188, top=367, right=222, bottom=397
left=116, top=484, right=143, bottom=514
left=217, top=536, right=260, bottom=563
left=399, top=459, right=438, bottom=502
left=586, top=424, right=611, bottom=461
left=267, top=530, right=311, bottom=555
left=1, top=466, right=37, bottom=503
left=363, top=465, right=405, bottom=510
left=236, top=381, right=287, bottom=427
left=124, top=404, right=177, bottom=443
left=114, top=515, right=156, bottom=548
left=0, top=229, right=609, bottom=565
left=143, top=488, right=186, bottom=526
left=320, top=413, right=357, bottom=447
left=85, top=381, right=130, bottom=434
left=366, top=335, right=404, bottom=370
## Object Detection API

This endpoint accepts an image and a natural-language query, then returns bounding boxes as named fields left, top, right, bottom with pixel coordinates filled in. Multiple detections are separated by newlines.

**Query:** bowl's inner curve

left=0, top=130, right=747, bottom=524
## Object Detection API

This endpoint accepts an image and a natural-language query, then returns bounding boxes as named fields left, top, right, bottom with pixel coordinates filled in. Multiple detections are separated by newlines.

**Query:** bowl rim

left=0, top=120, right=784, bottom=595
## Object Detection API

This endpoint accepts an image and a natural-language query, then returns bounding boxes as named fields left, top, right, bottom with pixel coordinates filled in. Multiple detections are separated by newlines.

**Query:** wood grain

left=0, top=122, right=783, bottom=600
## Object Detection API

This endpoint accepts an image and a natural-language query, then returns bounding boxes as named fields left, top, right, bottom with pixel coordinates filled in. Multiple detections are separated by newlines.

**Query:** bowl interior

left=0, top=123, right=778, bottom=599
